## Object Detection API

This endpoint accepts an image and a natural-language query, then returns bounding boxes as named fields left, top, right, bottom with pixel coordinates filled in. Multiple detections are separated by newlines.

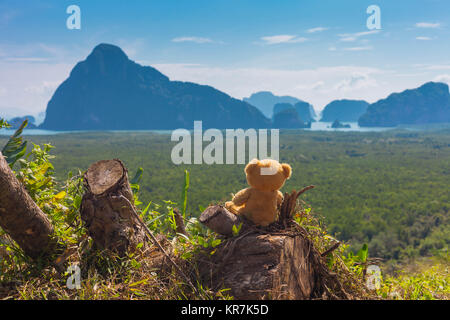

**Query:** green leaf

left=211, top=239, right=221, bottom=247
left=1, top=120, right=28, bottom=167
left=326, top=254, right=335, bottom=269
left=357, top=243, right=369, bottom=263
left=0, top=118, right=11, bottom=129
left=180, top=170, right=190, bottom=219
left=142, top=201, right=152, bottom=215
left=130, top=167, right=143, bottom=185
left=232, top=223, right=243, bottom=237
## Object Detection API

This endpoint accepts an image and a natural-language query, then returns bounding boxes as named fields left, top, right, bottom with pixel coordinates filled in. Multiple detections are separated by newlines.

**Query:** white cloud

left=415, top=22, right=441, bottom=28
left=172, top=37, right=213, bottom=44
left=260, top=35, right=308, bottom=45
left=338, top=30, right=380, bottom=42
left=333, top=73, right=378, bottom=92
left=0, top=43, right=73, bottom=64
left=416, top=36, right=432, bottom=41
left=434, top=74, right=450, bottom=84
left=116, top=38, right=146, bottom=58
left=417, top=64, right=450, bottom=71
left=295, top=81, right=325, bottom=91
left=2, top=57, right=49, bottom=62
left=306, top=27, right=328, bottom=33
left=0, top=61, right=72, bottom=121
left=343, top=46, right=373, bottom=51
left=152, top=63, right=389, bottom=110
left=339, top=37, right=357, bottom=42
left=25, top=81, right=60, bottom=95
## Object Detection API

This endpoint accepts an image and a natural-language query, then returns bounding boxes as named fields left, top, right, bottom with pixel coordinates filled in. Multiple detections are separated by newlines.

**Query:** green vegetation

left=0, top=127, right=448, bottom=299
left=1, top=119, right=28, bottom=166
left=377, top=255, right=449, bottom=300
left=2, top=129, right=447, bottom=261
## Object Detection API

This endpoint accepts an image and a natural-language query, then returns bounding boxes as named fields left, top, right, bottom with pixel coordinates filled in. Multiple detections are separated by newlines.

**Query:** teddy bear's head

left=244, top=158, right=292, bottom=192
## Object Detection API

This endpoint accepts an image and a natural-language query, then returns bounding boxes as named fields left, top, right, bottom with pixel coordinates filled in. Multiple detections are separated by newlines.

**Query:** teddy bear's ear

left=245, top=158, right=260, bottom=175
left=281, top=163, right=292, bottom=179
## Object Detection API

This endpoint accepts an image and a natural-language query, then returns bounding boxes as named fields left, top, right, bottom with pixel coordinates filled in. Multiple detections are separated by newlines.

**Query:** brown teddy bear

left=225, top=158, right=292, bottom=226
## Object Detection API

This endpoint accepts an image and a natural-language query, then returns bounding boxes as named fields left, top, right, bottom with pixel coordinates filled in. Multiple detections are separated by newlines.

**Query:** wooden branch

left=173, top=208, right=188, bottom=236
left=321, top=241, right=341, bottom=257
left=115, top=195, right=199, bottom=295
left=279, top=185, right=315, bottom=224
left=0, top=151, right=56, bottom=259
left=199, top=205, right=244, bottom=237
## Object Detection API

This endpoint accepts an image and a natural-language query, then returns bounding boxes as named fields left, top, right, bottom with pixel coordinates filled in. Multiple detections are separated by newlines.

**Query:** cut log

left=197, top=187, right=349, bottom=300
left=0, top=151, right=55, bottom=259
left=199, top=205, right=244, bottom=237
left=80, top=159, right=147, bottom=256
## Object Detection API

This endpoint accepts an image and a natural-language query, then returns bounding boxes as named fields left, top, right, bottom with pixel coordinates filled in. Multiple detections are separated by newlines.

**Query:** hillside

left=5, top=129, right=448, bottom=261
left=244, top=91, right=305, bottom=119
left=295, top=101, right=316, bottom=122
left=272, top=108, right=310, bottom=128
left=320, top=100, right=369, bottom=122
left=40, top=44, right=270, bottom=130
left=273, top=102, right=316, bottom=122
left=1, top=122, right=448, bottom=300
left=359, top=82, right=450, bottom=127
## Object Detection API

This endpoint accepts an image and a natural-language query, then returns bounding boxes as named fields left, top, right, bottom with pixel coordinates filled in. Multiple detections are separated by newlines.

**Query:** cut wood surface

left=199, top=205, right=243, bottom=237
left=0, top=151, right=55, bottom=259
left=80, top=159, right=147, bottom=256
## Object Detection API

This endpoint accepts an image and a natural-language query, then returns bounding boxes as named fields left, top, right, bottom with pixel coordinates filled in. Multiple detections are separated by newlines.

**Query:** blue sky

left=1, top=0, right=450, bottom=122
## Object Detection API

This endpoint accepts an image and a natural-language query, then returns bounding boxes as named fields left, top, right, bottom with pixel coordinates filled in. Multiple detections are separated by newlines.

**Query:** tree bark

left=0, top=151, right=55, bottom=259
left=198, top=231, right=322, bottom=299
left=80, top=159, right=147, bottom=256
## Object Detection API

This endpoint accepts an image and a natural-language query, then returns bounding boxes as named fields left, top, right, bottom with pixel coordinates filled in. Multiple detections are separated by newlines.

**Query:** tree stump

left=0, top=151, right=56, bottom=259
left=80, top=159, right=147, bottom=256
left=197, top=187, right=348, bottom=300
left=198, top=230, right=321, bottom=299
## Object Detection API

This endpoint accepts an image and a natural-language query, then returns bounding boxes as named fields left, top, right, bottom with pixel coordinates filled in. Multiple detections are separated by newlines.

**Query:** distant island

left=331, top=120, right=350, bottom=129
left=40, top=44, right=270, bottom=130
left=244, top=91, right=316, bottom=121
left=358, top=82, right=450, bottom=127
left=320, top=100, right=369, bottom=122
left=8, top=115, right=37, bottom=129
left=272, top=108, right=310, bottom=129
left=273, top=101, right=316, bottom=122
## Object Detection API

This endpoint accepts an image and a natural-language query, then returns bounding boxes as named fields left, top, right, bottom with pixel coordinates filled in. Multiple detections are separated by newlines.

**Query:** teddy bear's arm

left=232, top=188, right=252, bottom=206
left=277, top=191, right=284, bottom=207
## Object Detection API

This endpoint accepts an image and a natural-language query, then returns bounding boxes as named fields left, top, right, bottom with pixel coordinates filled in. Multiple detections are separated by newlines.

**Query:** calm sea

left=0, top=122, right=409, bottom=136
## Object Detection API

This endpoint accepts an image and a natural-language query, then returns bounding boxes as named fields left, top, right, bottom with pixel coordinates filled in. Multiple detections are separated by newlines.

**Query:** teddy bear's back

left=241, top=188, right=280, bottom=226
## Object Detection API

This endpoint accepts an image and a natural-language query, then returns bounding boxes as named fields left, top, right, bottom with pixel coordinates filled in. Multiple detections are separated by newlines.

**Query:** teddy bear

left=225, top=158, right=292, bottom=226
